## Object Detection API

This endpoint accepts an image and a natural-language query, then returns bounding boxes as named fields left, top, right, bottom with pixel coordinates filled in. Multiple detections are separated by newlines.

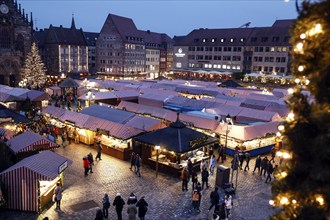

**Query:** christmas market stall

left=133, top=114, right=218, bottom=177
left=215, top=121, right=280, bottom=156
left=6, top=131, right=58, bottom=160
left=0, top=151, right=72, bottom=212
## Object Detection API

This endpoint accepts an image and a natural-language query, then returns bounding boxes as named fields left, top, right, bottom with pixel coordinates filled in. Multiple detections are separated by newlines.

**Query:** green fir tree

left=271, top=0, right=330, bottom=219
left=20, top=42, right=47, bottom=89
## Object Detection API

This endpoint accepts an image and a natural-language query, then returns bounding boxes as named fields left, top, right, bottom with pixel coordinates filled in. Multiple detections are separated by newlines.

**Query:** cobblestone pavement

left=0, top=143, right=276, bottom=220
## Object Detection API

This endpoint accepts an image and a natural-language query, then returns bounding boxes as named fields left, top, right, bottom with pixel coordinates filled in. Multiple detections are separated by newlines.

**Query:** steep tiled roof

left=272, top=19, right=295, bottom=27
left=107, top=14, right=141, bottom=39
left=175, top=28, right=255, bottom=46
left=84, top=32, right=99, bottom=46
left=46, top=25, right=87, bottom=45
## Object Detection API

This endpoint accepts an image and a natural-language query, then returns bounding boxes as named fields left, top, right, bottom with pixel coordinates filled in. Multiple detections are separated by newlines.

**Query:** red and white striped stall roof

left=7, top=130, right=57, bottom=154
left=0, top=151, right=72, bottom=212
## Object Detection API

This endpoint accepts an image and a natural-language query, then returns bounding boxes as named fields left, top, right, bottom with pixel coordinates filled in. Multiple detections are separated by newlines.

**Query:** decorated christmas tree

left=271, top=0, right=330, bottom=219
left=20, top=42, right=47, bottom=89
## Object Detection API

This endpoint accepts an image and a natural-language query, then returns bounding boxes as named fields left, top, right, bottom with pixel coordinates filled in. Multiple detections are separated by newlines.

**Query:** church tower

left=0, top=0, right=33, bottom=86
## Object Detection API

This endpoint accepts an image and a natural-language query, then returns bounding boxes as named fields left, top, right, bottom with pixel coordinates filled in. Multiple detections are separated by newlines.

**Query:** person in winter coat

left=83, top=156, right=90, bottom=176
left=53, top=182, right=62, bottom=209
left=113, top=193, right=125, bottom=220
left=191, top=168, right=198, bottom=190
left=127, top=193, right=138, bottom=205
left=201, top=167, right=209, bottom=189
left=253, top=155, right=262, bottom=174
left=209, top=155, right=217, bottom=175
left=187, top=158, right=193, bottom=181
left=136, top=196, right=148, bottom=220
left=94, top=209, right=103, bottom=220
left=192, top=189, right=201, bottom=212
left=87, top=152, right=94, bottom=173
left=209, top=186, right=220, bottom=211
left=265, top=161, right=274, bottom=183
left=181, top=167, right=189, bottom=191
left=244, top=152, right=251, bottom=171
left=225, top=193, right=233, bottom=218
left=127, top=204, right=137, bottom=220
left=218, top=202, right=227, bottom=220
left=260, top=156, right=269, bottom=177
left=130, top=152, right=136, bottom=172
left=102, top=193, right=110, bottom=218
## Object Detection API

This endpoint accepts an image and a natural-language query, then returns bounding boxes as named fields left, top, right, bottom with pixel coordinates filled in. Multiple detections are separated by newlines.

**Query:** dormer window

left=230, top=38, right=235, bottom=43
left=194, top=38, right=199, bottom=43
left=221, top=38, right=225, bottom=42
left=240, top=38, right=245, bottom=42
left=211, top=38, right=216, bottom=43
left=203, top=38, right=207, bottom=43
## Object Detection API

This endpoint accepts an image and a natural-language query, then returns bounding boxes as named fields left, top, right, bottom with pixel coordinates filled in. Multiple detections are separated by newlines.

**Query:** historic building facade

left=33, top=17, right=88, bottom=76
left=0, top=0, right=33, bottom=86
left=96, top=14, right=174, bottom=78
left=173, top=19, right=293, bottom=76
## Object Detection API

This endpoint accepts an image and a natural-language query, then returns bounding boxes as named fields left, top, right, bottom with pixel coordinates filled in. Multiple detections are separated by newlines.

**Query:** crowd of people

left=94, top=192, right=148, bottom=220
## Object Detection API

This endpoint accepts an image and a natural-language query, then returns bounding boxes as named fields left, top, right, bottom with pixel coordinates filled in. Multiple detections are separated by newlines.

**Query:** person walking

left=253, top=155, right=262, bottom=174
left=102, top=193, right=110, bottom=218
left=208, top=186, right=220, bottom=212
left=200, top=159, right=208, bottom=172
left=129, top=152, right=136, bottom=171
left=191, top=168, right=198, bottom=190
left=95, top=139, right=102, bottom=161
left=260, top=156, right=269, bottom=177
left=83, top=156, right=90, bottom=176
left=135, top=154, right=141, bottom=177
left=209, top=155, right=217, bottom=175
left=201, top=167, right=209, bottom=190
left=218, top=145, right=225, bottom=163
left=74, top=129, right=79, bottom=143
left=113, top=193, right=125, bottom=220
left=127, top=203, right=137, bottom=220
left=95, top=209, right=103, bottom=220
left=181, top=167, right=189, bottom=191
left=87, top=152, right=94, bottom=173
left=218, top=202, right=227, bottom=220
left=192, top=189, right=201, bottom=212
left=53, top=182, right=62, bottom=210
left=238, top=151, right=245, bottom=170
left=225, top=193, right=232, bottom=218
left=265, top=161, right=274, bottom=183
left=187, top=158, right=193, bottom=181
left=244, top=151, right=251, bottom=172
left=127, top=193, right=138, bottom=205
left=136, top=196, right=148, bottom=220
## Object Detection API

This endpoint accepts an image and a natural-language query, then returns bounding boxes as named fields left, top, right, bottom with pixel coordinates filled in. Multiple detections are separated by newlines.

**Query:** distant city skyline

left=20, top=0, right=298, bottom=37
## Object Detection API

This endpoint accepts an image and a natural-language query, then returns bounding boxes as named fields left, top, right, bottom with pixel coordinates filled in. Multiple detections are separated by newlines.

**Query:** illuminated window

left=221, top=38, right=225, bottom=42
left=230, top=38, right=235, bottom=43
left=211, top=38, right=216, bottom=42
left=240, top=38, right=245, bottom=42
left=203, top=38, right=207, bottom=43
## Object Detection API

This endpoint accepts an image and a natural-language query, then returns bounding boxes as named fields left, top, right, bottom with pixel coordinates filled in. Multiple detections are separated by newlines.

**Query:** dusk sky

left=20, top=0, right=298, bottom=37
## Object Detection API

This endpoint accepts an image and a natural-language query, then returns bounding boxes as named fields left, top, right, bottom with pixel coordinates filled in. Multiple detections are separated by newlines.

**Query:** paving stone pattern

left=0, top=143, right=276, bottom=220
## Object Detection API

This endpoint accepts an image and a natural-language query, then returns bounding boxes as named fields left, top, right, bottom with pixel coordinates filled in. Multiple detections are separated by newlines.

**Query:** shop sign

left=58, top=161, right=68, bottom=174
left=175, top=48, right=186, bottom=58
left=190, top=136, right=208, bottom=148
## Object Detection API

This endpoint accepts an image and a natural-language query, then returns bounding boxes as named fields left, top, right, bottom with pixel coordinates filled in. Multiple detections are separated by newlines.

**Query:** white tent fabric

left=215, top=121, right=279, bottom=141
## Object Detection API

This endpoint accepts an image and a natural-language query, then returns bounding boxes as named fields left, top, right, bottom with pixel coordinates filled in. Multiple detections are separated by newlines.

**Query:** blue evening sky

left=20, top=0, right=298, bottom=37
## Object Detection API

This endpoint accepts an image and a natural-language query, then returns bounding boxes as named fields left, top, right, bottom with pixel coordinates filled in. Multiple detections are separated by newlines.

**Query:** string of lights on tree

left=270, top=0, right=330, bottom=219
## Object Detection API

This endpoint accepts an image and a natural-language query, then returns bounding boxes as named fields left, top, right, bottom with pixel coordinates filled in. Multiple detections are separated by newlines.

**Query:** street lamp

left=155, top=145, right=160, bottom=178
left=221, top=114, right=233, bottom=160
left=85, top=90, right=95, bottom=107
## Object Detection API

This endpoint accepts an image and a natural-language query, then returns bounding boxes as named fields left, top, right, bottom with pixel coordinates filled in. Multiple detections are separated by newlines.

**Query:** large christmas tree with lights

left=20, top=42, right=47, bottom=89
left=271, top=0, right=330, bottom=219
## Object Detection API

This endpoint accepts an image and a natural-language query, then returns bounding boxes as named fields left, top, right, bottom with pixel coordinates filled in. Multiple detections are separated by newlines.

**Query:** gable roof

left=0, top=151, right=72, bottom=180
left=7, top=131, right=56, bottom=154
left=106, top=14, right=141, bottom=40
left=59, top=77, right=80, bottom=88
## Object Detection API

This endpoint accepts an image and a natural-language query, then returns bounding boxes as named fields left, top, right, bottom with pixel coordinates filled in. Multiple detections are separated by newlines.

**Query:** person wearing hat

left=136, top=196, right=148, bottom=220
left=113, top=193, right=125, bottom=220
left=127, top=193, right=138, bottom=205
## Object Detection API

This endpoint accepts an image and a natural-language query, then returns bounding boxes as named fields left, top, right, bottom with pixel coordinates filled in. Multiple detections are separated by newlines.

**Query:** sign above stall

left=33, top=143, right=50, bottom=151
left=58, top=161, right=68, bottom=174
left=190, top=136, right=208, bottom=148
